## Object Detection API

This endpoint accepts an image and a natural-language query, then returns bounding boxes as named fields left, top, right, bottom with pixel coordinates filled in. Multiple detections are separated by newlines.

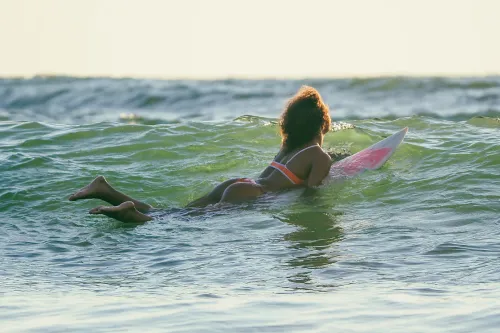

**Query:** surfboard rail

left=329, top=127, right=408, bottom=180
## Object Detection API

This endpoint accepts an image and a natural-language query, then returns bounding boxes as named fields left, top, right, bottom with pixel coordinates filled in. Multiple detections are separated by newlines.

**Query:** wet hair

left=279, top=86, right=331, bottom=152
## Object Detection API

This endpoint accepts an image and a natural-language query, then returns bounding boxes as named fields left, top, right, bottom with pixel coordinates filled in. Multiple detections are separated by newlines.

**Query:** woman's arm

left=305, top=152, right=332, bottom=187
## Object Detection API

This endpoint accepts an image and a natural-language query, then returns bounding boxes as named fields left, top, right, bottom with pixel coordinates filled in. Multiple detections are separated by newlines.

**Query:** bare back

left=258, top=143, right=332, bottom=191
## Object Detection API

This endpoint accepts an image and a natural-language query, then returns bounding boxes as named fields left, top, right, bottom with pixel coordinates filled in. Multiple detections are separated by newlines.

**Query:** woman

left=69, top=86, right=333, bottom=223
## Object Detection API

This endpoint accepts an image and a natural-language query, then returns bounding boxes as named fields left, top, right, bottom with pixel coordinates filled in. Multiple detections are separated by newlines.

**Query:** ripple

left=1, top=78, right=500, bottom=330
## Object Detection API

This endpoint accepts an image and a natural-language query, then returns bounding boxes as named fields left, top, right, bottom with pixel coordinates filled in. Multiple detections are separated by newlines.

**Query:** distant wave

left=345, top=109, right=500, bottom=121
left=343, top=76, right=500, bottom=92
left=1, top=76, right=499, bottom=124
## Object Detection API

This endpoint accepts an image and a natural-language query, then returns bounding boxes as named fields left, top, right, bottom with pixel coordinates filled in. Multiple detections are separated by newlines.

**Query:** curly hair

left=279, top=86, right=331, bottom=152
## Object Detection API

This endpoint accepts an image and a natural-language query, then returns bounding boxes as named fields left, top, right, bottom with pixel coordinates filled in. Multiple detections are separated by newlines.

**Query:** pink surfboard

left=329, top=127, right=408, bottom=181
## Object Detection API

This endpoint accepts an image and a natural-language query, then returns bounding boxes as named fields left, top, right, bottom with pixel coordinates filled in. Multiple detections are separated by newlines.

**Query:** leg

left=219, top=182, right=264, bottom=204
left=89, top=201, right=152, bottom=223
left=69, top=176, right=152, bottom=213
left=186, top=178, right=243, bottom=207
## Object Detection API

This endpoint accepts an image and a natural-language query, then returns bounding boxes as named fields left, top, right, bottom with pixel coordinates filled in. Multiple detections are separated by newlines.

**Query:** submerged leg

left=89, top=201, right=152, bottom=223
left=68, top=176, right=152, bottom=213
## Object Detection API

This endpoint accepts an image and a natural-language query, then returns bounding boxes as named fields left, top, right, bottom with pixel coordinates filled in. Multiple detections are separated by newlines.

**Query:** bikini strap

left=270, top=161, right=303, bottom=185
left=286, top=144, right=319, bottom=164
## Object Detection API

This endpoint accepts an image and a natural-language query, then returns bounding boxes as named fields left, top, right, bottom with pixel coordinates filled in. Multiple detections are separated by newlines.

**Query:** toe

left=89, top=207, right=102, bottom=214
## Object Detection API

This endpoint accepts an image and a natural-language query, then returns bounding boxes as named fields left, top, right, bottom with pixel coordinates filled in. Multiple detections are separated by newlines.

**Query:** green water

left=1, top=115, right=499, bottom=332
left=2, top=75, right=500, bottom=332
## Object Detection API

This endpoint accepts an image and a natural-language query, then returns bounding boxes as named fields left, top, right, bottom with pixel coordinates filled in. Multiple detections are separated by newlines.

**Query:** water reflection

left=276, top=206, right=344, bottom=285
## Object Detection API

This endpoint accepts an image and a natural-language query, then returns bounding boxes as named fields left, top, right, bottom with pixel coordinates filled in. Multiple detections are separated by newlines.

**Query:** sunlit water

left=1, top=77, right=499, bottom=332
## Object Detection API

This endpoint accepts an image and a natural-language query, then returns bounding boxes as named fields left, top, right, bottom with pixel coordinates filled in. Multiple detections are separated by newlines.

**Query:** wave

left=343, top=76, right=500, bottom=92
left=467, top=116, right=500, bottom=128
left=340, top=109, right=500, bottom=122
left=1, top=76, right=500, bottom=124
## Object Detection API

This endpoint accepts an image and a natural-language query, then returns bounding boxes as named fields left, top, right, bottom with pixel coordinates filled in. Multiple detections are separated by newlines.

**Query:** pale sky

left=1, top=0, right=499, bottom=78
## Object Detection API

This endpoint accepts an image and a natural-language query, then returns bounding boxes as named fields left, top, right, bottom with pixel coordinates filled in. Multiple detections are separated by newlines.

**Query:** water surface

left=1, top=76, right=499, bottom=332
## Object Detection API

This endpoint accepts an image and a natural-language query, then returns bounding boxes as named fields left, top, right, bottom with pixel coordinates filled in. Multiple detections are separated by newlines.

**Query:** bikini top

left=269, top=144, right=319, bottom=185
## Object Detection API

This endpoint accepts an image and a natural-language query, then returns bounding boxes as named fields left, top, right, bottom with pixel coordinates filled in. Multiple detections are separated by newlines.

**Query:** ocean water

left=1, top=76, right=499, bottom=332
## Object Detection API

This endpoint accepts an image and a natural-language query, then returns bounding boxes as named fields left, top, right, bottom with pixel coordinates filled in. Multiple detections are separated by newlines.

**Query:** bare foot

left=69, top=176, right=111, bottom=201
left=89, top=201, right=152, bottom=223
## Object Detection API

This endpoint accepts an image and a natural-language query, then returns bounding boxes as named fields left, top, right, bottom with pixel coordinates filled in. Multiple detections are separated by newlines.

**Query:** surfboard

left=329, top=127, right=408, bottom=181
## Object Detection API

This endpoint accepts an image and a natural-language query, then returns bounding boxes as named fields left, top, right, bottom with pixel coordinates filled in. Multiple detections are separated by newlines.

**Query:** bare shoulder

left=304, top=146, right=332, bottom=187
left=312, top=146, right=332, bottom=164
